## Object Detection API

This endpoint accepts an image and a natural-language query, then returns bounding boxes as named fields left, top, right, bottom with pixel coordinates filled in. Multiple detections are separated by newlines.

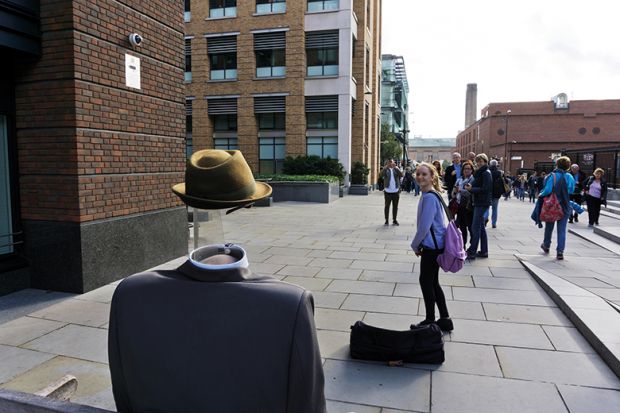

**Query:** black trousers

left=384, top=191, right=400, bottom=221
left=456, top=204, right=473, bottom=245
left=419, top=248, right=449, bottom=321
left=585, top=195, right=603, bottom=225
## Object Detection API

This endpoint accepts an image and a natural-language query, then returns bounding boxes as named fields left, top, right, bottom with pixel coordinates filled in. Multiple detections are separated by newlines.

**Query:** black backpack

left=492, top=171, right=504, bottom=198
left=350, top=321, right=444, bottom=364
left=377, top=174, right=385, bottom=191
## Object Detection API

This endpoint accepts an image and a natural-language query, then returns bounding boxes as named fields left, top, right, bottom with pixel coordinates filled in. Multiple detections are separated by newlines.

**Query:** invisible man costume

left=108, top=150, right=326, bottom=413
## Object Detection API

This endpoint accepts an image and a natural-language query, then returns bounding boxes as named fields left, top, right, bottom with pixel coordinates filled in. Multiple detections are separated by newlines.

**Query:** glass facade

left=307, top=136, right=338, bottom=159
left=259, top=137, right=285, bottom=174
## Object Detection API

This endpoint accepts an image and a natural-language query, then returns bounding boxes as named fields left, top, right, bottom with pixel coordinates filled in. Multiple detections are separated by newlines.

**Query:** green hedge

left=282, top=155, right=345, bottom=182
left=255, top=174, right=340, bottom=183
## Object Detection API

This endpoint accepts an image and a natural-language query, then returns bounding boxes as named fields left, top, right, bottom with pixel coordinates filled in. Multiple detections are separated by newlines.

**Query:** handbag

left=448, top=197, right=459, bottom=215
left=540, top=174, right=565, bottom=222
left=349, top=321, right=444, bottom=364
left=377, top=173, right=385, bottom=191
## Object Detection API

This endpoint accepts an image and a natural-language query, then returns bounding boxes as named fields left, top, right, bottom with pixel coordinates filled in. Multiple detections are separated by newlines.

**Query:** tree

left=380, top=123, right=403, bottom=163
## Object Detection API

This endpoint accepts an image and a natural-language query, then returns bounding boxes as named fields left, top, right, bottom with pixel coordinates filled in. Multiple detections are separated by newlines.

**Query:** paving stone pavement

left=1, top=191, right=620, bottom=412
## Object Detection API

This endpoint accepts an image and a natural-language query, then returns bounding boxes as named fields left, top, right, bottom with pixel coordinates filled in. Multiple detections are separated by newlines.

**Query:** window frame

left=306, top=136, right=338, bottom=159
left=259, top=137, right=286, bottom=174
left=209, top=0, right=237, bottom=18
left=209, top=52, right=238, bottom=80
left=256, top=0, right=286, bottom=14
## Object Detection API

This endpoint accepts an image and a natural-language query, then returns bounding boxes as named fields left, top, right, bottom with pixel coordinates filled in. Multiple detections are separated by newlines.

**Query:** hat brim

left=171, top=182, right=272, bottom=210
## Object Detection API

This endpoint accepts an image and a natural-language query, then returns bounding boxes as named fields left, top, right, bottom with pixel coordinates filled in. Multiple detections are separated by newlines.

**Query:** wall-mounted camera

left=128, top=33, right=143, bottom=47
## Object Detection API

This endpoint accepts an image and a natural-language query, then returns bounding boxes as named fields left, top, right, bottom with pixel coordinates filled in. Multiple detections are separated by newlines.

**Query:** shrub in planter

left=350, top=161, right=370, bottom=185
left=283, top=155, right=345, bottom=183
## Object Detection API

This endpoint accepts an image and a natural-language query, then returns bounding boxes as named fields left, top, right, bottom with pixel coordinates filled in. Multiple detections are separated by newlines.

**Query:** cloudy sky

left=381, top=0, right=620, bottom=139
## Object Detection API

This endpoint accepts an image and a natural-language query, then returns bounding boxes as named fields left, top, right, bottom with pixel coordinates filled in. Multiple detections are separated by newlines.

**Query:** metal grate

left=305, top=30, right=339, bottom=49
left=254, top=96, right=286, bottom=113
left=207, top=36, right=237, bottom=54
left=305, top=95, right=338, bottom=112
left=254, top=32, right=286, bottom=51
left=207, top=98, right=237, bottom=115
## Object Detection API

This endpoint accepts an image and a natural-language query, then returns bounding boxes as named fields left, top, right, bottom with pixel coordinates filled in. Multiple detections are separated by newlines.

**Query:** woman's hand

left=414, top=251, right=421, bottom=257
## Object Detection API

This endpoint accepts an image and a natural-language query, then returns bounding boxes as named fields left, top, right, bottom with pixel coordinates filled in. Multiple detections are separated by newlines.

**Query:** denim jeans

left=483, top=198, right=500, bottom=226
left=468, top=206, right=489, bottom=255
left=543, top=213, right=569, bottom=253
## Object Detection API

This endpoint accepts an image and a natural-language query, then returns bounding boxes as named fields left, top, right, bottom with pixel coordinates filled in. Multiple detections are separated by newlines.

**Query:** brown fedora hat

left=172, top=150, right=272, bottom=210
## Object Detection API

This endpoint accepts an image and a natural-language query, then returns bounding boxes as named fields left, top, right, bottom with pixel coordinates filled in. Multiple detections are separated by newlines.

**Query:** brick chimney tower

left=465, top=83, right=477, bottom=128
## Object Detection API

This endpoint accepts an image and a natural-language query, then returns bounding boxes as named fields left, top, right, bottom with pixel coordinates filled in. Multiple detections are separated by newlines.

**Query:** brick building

left=0, top=0, right=187, bottom=295
left=184, top=0, right=382, bottom=184
left=456, top=94, right=620, bottom=174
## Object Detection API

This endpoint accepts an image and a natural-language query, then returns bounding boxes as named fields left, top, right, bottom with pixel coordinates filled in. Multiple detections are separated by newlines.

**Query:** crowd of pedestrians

left=379, top=151, right=610, bottom=262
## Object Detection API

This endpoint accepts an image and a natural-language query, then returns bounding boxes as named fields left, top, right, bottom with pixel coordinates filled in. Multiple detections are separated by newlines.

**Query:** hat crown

left=186, top=150, right=256, bottom=201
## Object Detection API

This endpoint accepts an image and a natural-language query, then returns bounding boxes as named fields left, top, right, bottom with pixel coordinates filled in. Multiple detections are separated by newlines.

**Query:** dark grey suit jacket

left=108, top=261, right=326, bottom=413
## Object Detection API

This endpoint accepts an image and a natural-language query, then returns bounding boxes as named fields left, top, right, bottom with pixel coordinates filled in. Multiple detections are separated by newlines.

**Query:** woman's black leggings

left=419, top=248, right=449, bottom=321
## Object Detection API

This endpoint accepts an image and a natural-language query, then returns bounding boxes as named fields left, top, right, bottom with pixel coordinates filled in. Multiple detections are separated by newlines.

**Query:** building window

left=258, top=113, right=285, bottom=130
left=184, top=38, right=192, bottom=82
left=186, top=99, right=193, bottom=158
left=256, top=0, right=286, bottom=14
left=208, top=36, right=237, bottom=80
left=254, top=32, right=286, bottom=78
left=214, top=138, right=238, bottom=150
left=306, top=31, right=339, bottom=77
left=209, top=0, right=236, bottom=18
left=307, top=137, right=337, bottom=159
left=307, top=112, right=338, bottom=129
left=213, top=114, right=238, bottom=131
left=259, top=137, right=285, bottom=174
left=184, top=0, right=191, bottom=22
left=0, top=115, right=13, bottom=255
left=307, top=0, right=339, bottom=12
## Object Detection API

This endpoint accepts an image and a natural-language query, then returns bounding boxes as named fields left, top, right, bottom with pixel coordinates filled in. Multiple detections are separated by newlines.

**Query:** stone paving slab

left=482, top=302, right=572, bottom=326
left=557, top=384, right=620, bottom=413
left=323, top=359, right=430, bottom=412
left=341, top=294, right=419, bottom=315
left=452, top=286, right=556, bottom=306
left=448, top=319, right=553, bottom=349
left=430, top=371, right=568, bottom=413
left=0, top=317, right=66, bottom=346
left=0, top=344, right=55, bottom=384
left=22, top=324, right=108, bottom=364
left=27, top=299, right=111, bottom=328
left=2, top=356, right=115, bottom=411
left=542, top=325, right=597, bottom=353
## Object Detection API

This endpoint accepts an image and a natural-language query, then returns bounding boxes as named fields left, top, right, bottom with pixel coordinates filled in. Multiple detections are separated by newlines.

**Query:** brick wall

left=457, top=99, right=620, bottom=169
left=15, top=0, right=185, bottom=223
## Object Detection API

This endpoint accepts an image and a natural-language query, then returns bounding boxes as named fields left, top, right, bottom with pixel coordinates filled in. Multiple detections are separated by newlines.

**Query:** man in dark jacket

left=443, top=152, right=462, bottom=201
left=464, top=153, right=492, bottom=260
left=487, top=159, right=504, bottom=228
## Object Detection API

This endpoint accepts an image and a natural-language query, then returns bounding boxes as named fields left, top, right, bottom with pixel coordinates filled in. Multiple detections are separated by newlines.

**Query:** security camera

left=128, top=33, right=143, bottom=47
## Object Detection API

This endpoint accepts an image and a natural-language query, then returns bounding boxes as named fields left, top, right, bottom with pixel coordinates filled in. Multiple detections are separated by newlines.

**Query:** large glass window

left=307, top=0, right=339, bottom=12
left=256, top=0, right=286, bottom=14
left=210, top=53, right=237, bottom=80
left=307, top=137, right=337, bottom=159
left=306, top=48, right=338, bottom=76
left=209, top=0, right=236, bottom=18
left=214, top=137, right=238, bottom=150
left=259, top=137, right=285, bottom=174
left=258, top=113, right=285, bottom=130
left=0, top=115, right=13, bottom=255
left=256, top=49, right=285, bottom=78
left=306, top=112, right=338, bottom=129
left=184, top=39, right=192, bottom=82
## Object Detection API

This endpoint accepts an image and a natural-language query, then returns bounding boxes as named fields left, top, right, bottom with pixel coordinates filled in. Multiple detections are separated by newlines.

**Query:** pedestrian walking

left=528, top=172, right=538, bottom=202
left=584, top=168, right=607, bottom=227
left=464, top=154, right=492, bottom=260
left=539, top=156, right=575, bottom=260
left=410, top=162, right=453, bottom=332
left=517, top=175, right=527, bottom=201
left=380, top=159, right=403, bottom=225
left=487, top=159, right=504, bottom=228
left=453, top=160, right=474, bottom=245
left=568, top=163, right=586, bottom=223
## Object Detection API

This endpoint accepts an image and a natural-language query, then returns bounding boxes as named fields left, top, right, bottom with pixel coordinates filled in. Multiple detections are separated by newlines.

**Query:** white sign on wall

left=125, top=54, right=141, bottom=89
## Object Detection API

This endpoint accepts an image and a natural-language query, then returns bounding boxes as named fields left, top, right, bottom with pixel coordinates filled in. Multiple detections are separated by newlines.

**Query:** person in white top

left=379, top=159, right=403, bottom=225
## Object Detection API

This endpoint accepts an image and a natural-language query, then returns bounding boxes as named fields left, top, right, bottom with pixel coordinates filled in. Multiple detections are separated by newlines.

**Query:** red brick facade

left=15, top=0, right=185, bottom=223
left=456, top=99, right=620, bottom=172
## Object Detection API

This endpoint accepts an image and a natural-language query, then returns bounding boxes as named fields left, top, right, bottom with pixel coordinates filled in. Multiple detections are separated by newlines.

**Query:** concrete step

left=607, top=200, right=620, bottom=208
left=602, top=203, right=620, bottom=216
left=516, top=256, right=620, bottom=379
left=599, top=209, right=620, bottom=221
left=569, top=227, right=620, bottom=256
left=594, top=226, right=620, bottom=245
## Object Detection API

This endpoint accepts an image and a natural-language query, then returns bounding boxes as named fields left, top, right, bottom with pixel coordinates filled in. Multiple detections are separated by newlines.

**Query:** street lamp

left=401, top=128, right=410, bottom=164
left=503, top=109, right=511, bottom=171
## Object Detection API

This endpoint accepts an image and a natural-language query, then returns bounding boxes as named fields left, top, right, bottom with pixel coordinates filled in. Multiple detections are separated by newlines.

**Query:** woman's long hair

left=418, top=162, right=444, bottom=193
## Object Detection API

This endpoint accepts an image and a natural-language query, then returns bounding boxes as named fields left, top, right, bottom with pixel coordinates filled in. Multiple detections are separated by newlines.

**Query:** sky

left=381, top=0, right=620, bottom=139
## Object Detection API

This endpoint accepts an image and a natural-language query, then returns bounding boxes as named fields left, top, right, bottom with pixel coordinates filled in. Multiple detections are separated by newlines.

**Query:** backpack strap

left=429, top=190, right=454, bottom=221
left=429, top=226, right=439, bottom=250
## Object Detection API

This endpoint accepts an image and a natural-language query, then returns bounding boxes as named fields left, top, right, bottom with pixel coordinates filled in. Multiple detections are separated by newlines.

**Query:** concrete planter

left=348, top=184, right=370, bottom=195
left=267, top=181, right=340, bottom=203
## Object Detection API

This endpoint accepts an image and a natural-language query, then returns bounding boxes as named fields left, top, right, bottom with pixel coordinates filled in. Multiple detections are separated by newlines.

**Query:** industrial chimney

left=465, top=83, right=477, bottom=128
